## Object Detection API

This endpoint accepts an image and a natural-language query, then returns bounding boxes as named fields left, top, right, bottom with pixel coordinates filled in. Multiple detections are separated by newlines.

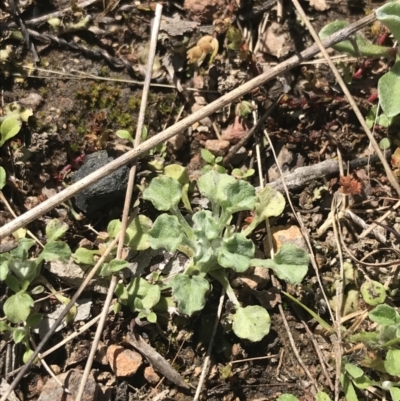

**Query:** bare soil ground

left=1, top=0, right=400, bottom=400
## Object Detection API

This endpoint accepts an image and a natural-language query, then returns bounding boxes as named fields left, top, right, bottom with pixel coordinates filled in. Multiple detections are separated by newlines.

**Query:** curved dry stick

left=0, top=12, right=377, bottom=241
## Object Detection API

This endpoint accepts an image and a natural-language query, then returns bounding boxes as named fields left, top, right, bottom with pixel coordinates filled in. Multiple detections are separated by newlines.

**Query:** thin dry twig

left=126, top=331, right=190, bottom=389
left=263, top=132, right=320, bottom=392
left=193, top=287, right=226, bottom=401
left=74, top=5, right=163, bottom=400
left=0, top=12, right=377, bottom=240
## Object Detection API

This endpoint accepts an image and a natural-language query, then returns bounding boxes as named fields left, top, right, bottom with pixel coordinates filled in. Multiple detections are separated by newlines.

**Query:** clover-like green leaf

left=45, top=219, right=69, bottom=242
left=40, top=241, right=71, bottom=262
left=378, top=58, right=400, bottom=118
left=128, top=277, right=152, bottom=297
left=385, top=349, right=400, bottom=376
left=170, top=274, right=210, bottom=316
left=10, top=238, right=35, bottom=259
left=109, top=215, right=152, bottom=250
left=232, top=305, right=271, bottom=341
left=98, top=259, right=128, bottom=277
left=218, top=233, right=254, bottom=272
left=8, top=258, right=40, bottom=283
left=369, top=304, right=400, bottom=326
left=345, top=363, right=364, bottom=379
left=0, top=117, right=22, bottom=146
left=148, top=214, right=185, bottom=252
left=319, top=21, right=392, bottom=58
left=4, top=291, right=34, bottom=323
left=143, top=175, right=182, bottom=211
left=376, top=2, right=400, bottom=44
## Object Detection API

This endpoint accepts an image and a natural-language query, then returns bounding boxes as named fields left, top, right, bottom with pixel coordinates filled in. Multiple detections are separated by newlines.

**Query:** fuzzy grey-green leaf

left=143, top=175, right=182, bottom=211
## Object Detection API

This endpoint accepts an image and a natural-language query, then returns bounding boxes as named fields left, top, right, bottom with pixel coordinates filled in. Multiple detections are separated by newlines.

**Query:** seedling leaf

left=244, top=186, right=285, bottom=235
left=170, top=274, right=210, bottom=316
left=116, top=129, right=134, bottom=145
left=277, top=395, right=299, bottom=401
left=200, top=148, right=216, bottom=164
left=143, top=175, right=182, bottom=211
left=141, top=285, right=161, bottom=310
left=376, top=2, right=400, bottom=44
left=41, top=241, right=71, bottom=262
left=254, top=244, right=309, bottom=284
left=385, top=349, right=400, bottom=376
left=369, top=304, right=399, bottom=326
left=218, top=233, right=254, bottom=272
left=4, top=291, right=34, bottom=323
left=319, top=21, right=391, bottom=58
left=148, top=214, right=185, bottom=252
left=0, top=117, right=22, bottom=146
left=232, top=305, right=271, bottom=342
left=192, top=210, right=221, bottom=240
left=46, top=219, right=68, bottom=242
left=316, top=391, right=332, bottom=401
left=378, top=58, right=400, bottom=117
left=73, top=247, right=97, bottom=265
left=0, top=166, right=6, bottom=189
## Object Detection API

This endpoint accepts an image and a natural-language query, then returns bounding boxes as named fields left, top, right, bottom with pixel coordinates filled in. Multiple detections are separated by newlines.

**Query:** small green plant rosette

left=360, top=280, right=387, bottom=306
left=231, top=305, right=271, bottom=342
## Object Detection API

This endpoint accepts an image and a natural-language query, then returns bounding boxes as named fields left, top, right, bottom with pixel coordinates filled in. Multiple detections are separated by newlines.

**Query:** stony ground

left=1, top=0, right=399, bottom=400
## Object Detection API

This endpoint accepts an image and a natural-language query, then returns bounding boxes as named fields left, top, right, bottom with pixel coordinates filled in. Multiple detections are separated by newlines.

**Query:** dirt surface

left=1, top=0, right=400, bottom=400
